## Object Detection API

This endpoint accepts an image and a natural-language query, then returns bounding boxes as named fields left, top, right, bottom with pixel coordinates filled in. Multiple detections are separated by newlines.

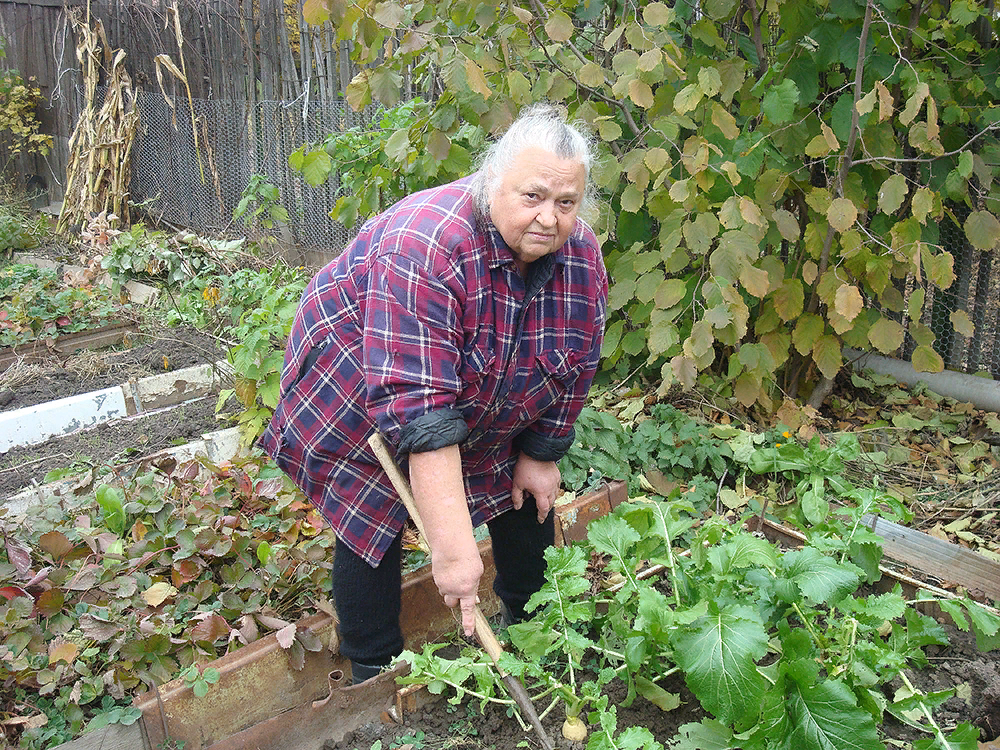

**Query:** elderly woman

left=259, top=103, right=608, bottom=684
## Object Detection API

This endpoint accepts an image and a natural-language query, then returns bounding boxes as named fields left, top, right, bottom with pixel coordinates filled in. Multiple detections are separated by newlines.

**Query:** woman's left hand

left=511, top=453, right=561, bottom=523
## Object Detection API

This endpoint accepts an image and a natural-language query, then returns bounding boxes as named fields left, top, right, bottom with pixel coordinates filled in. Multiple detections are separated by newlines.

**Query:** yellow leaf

left=950, top=310, right=974, bottom=338
left=578, top=62, right=606, bottom=88
left=802, top=260, right=818, bottom=286
left=834, top=284, right=864, bottom=322
left=734, top=373, right=760, bottom=407
left=544, top=10, right=574, bottom=41
left=464, top=59, right=492, bottom=99
left=644, top=147, right=670, bottom=173
left=856, top=88, right=876, bottom=116
left=671, top=354, right=698, bottom=389
left=912, top=344, right=944, bottom=373
left=142, top=581, right=178, bottom=607
left=805, top=134, right=832, bottom=158
left=868, top=316, right=905, bottom=354
left=876, top=80, right=893, bottom=121
left=827, top=197, right=858, bottom=232
left=900, top=82, right=929, bottom=126
left=739, top=197, right=766, bottom=227
left=740, top=263, right=771, bottom=298
left=721, top=161, right=741, bottom=185
left=49, top=639, right=79, bottom=665
left=512, top=6, right=532, bottom=23
left=711, top=102, right=740, bottom=140
left=773, top=209, right=799, bottom=241
left=629, top=79, right=654, bottom=109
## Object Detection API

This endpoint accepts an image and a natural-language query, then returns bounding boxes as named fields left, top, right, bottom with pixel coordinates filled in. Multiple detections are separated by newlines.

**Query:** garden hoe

left=368, top=432, right=558, bottom=750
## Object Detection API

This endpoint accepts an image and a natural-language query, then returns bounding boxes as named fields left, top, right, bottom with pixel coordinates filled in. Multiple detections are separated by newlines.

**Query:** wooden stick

left=367, top=432, right=557, bottom=750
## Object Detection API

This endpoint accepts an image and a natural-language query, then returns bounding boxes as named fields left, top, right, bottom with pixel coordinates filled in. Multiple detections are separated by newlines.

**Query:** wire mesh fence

left=124, top=89, right=380, bottom=255
left=107, top=87, right=1000, bottom=379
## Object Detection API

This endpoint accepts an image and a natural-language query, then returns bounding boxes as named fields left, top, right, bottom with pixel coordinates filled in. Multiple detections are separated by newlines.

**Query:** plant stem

left=897, top=670, right=955, bottom=749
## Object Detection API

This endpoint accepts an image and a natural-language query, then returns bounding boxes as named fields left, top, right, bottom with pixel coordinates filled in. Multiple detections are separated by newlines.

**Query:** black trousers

left=332, top=495, right=555, bottom=666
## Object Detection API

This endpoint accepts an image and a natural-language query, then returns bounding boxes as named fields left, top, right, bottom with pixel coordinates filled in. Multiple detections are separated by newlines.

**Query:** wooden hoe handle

left=366, top=431, right=557, bottom=750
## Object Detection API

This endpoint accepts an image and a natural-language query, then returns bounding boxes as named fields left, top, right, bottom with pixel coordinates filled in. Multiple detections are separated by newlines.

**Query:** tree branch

left=805, top=0, right=874, bottom=408
left=852, top=123, right=1000, bottom=166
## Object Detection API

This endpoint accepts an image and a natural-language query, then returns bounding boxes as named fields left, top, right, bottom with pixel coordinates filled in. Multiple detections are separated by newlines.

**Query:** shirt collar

left=479, top=214, right=571, bottom=273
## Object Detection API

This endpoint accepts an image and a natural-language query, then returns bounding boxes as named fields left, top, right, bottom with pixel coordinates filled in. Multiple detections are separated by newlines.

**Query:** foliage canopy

left=300, top=0, right=1000, bottom=413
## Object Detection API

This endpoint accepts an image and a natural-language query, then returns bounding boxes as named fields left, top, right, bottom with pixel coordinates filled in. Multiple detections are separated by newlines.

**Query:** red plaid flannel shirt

left=258, top=176, right=608, bottom=566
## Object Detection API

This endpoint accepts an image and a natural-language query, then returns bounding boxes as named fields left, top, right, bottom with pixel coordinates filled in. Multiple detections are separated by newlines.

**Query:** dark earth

left=0, top=324, right=232, bottom=498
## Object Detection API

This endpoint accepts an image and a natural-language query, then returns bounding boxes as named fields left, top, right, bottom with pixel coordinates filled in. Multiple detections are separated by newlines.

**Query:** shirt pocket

left=458, top=324, right=497, bottom=405
left=516, top=348, right=586, bottom=423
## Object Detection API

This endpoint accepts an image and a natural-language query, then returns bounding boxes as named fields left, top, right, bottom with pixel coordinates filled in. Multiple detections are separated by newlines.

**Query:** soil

left=326, top=620, right=1000, bottom=750
left=0, top=324, right=235, bottom=499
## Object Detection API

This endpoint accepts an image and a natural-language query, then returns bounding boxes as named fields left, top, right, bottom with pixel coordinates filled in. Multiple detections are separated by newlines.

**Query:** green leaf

left=877, top=173, right=907, bottom=215
left=760, top=79, right=799, bottom=125
left=773, top=279, right=804, bottom=321
left=812, top=335, right=842, bottom=379
left=297, top=150, right=332, bottom=187
left=782, top=546, right=861, bottom=604
left=674, top=83, right=704, bottom=115
left=671, top=603, right=769, bottom=727
left=792, top=314, right=825, bottom=355
left=912, top=345, right=944, bottom=373
left=635, top=676, right=681, bottom=710
left=586, top=515, right=641, bottom=574
left=370, top=65, right=402, bottom=107
left=384, top=128, right=411, bottom=165
left=867, top=316, right=904, bottom=354
left=620, top=184, right=645, bottom=212
left=785, top=678, right=885, bottom=750
left=964, top=210, right=1000, bottom=251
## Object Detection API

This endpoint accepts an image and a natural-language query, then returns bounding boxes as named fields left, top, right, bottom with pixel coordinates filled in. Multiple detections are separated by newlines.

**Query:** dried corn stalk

left=57, top=9, right=139, bottom=236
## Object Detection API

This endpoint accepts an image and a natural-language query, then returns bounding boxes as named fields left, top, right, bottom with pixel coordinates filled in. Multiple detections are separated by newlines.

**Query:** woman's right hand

left=432, top=535, right=484, bottom=636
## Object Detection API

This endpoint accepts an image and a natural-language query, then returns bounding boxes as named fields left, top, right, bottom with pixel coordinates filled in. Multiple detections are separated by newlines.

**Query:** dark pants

left=332, top=495, right=555, bottom=667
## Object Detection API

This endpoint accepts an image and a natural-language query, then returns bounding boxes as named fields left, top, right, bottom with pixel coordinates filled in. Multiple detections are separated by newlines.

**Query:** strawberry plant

left=0, top=263, right=126, bottom=347
left=0, top=454, right=334, bottom=748
left=398, top=487, right=1000, bottom=749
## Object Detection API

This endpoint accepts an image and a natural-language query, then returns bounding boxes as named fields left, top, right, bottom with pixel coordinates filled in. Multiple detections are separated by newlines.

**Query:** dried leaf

left=276, top=623, right=297, bottom=649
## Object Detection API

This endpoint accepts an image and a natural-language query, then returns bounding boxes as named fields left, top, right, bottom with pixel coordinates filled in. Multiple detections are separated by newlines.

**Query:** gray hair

left=472, top=103, right=598, bottom=221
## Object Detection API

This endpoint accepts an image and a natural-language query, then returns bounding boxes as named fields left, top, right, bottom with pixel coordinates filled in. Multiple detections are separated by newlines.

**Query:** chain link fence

left=124, top=89, right=380, bottom=256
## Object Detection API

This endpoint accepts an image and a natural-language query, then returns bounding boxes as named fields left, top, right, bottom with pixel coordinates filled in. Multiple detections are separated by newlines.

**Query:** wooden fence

left=0, top=0, right=352, bottom=202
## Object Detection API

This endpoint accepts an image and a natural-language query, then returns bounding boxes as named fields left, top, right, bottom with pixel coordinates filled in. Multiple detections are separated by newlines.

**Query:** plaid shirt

left=258, top=176, right=608, bottom=566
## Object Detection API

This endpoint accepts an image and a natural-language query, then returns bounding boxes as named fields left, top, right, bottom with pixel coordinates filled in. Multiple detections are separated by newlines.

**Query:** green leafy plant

left=748, top=432, right=862, bottom=524
left=233, top=175, right=289, bottom=231
left=0, top=263, right=126, bottom=347
left=399, top=488, right=1000, bottom=750
left=289, top=98, right=483, bottom=229
left=214, top=265, right=307, bottom=447
left=101, top=224, right=224, bottom=292
left=302, top=0, right=1000, bottom=415
left=178, top=664, right=221, bottom=698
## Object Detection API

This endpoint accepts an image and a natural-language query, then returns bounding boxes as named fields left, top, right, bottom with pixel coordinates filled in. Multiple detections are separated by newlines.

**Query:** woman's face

left=488, top=146, right=586, bottom=273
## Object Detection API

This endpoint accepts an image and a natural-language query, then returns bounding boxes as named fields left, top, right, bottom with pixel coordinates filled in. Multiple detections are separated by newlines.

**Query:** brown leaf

left=5, top=537, right=31, bottom=578
left=38, top=531, right=74, bottom=560
left=191, top=614, right=231, bottom=644
left=276, top=623, right=297, bottom=649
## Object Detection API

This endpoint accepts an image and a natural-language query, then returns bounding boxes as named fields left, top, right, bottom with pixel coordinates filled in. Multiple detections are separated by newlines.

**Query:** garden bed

left=47, top=480, right=996, bottom=750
